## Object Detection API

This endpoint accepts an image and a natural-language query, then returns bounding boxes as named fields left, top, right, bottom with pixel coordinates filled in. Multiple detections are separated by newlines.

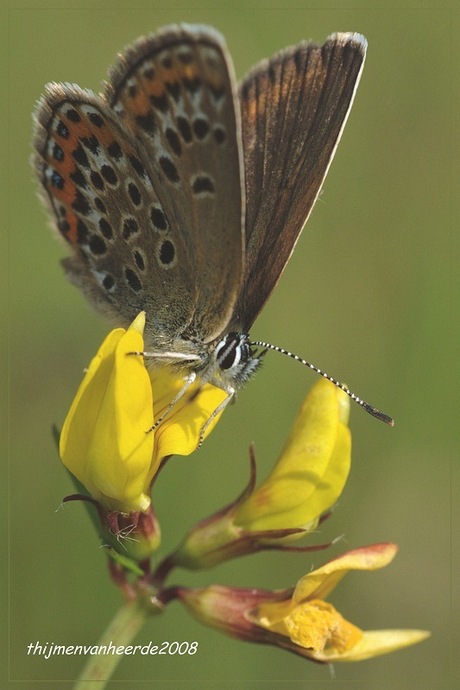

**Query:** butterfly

left=33, top=24, right=392, bottom=439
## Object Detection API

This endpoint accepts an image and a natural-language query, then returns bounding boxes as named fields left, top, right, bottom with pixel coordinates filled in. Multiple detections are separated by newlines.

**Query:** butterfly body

left=33, top=24, right=370, bottom=424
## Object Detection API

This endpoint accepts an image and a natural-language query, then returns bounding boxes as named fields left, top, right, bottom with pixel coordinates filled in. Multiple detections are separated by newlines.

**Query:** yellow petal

left=149, top=369, right=227, bottom=459
left=285, top=600, right=362, bottom=653
left=60, top=317, right=154, bottom=512
left=235, top=379, right=350, bottom=532
left=293, top=543, right=398, bottom=603
left=253, top=597, right=362, bottom=654
left=312, top=628, right=430, bottom=662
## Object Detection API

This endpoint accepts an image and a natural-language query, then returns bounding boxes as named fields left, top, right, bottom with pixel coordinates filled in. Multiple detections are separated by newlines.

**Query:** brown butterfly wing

left=233, top=32, right=367, bottom=331
left=33, top=26, right=244, bottom=355
left=104, top=24, right=245, bottom=345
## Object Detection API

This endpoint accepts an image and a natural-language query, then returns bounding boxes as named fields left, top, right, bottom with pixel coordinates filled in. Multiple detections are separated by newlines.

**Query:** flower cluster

left=59, top=313, right=428, bottom=663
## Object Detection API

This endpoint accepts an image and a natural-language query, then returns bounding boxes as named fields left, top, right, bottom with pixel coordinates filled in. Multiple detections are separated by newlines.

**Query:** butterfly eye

left=214, top=333, right=251, bottom=371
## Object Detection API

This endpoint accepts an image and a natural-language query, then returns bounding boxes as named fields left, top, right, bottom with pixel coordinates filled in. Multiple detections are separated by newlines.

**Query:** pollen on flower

left=285, top=600, right=362, bottom=653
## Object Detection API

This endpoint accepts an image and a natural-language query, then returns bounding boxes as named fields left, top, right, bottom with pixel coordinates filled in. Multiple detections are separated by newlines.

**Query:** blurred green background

left=2, top=1, right=456, bottom=688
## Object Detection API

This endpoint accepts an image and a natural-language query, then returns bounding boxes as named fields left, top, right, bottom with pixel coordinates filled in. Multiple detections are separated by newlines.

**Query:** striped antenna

left=250, top=340, right=394, bottom=426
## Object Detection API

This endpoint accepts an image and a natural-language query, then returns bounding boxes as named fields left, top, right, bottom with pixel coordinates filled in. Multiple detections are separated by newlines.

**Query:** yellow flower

left=235, top=377, right=351, bottom=535
left=60, top=312, right=226, bottom=514
left=177, top=543, right=429, bottom=663
left=170, top=379, right=351, bottom=571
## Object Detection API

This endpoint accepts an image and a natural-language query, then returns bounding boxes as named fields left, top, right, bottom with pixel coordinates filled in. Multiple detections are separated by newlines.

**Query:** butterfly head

left=209, top=332, right=262, bottom=390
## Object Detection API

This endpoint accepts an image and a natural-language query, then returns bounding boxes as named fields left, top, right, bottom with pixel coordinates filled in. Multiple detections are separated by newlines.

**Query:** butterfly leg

left=197, top=386, right=235, bottom=449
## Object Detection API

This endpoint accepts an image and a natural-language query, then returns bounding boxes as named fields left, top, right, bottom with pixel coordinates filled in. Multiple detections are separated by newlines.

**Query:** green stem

left=73, top=597, right=149, bottom=689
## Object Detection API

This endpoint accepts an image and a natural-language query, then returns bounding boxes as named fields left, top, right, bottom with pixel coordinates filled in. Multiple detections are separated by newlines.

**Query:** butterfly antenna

left=250, top=340, right=394, bottom=426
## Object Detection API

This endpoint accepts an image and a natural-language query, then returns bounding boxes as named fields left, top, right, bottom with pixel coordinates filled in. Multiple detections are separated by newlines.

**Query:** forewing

left=104, top=24, right=245, bottom=343
left=234, top=33, right=367, bottom=330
